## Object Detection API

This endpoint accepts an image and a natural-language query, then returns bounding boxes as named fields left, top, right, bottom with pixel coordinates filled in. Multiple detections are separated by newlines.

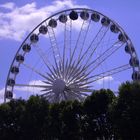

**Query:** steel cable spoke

left=33, top=44, right=54, bottom=73
left=41, top=92, right=54, bottom=98
left=69, top=90, right=85, bottom=101
left=67, top=19, right=91, bottom=77
left=68, top=41, right=123, bottom=84
left=15, top=83, right=52, bottom=88
left=77, top=26, right=109, bottom=66
left=22, top=63, right=48, bottom=80
left=84, top=41, right=124, bottom=77
left=77, top=19, right=91, bottom=61
left=68, top=26, right=109, bottom=81
left=84, top=27, right=110, bottom=67
left=70, top=19, right=87, bottom=64
left=87, top=64, right=131, bottom=84
left=71, top=64, right=131, bottom=86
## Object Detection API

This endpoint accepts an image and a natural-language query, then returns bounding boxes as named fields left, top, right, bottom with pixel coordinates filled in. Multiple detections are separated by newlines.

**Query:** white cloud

left=0, top=0, right=89, bottom=41
left=96, top=76, right=114, bottom=85
left=0, top=2, right=15, bottom=10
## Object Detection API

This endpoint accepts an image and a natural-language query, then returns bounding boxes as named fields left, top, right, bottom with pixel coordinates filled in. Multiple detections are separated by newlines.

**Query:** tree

left=112, top=81, right=140, bottom=139
left=60, top=100, right=82, bottom=140
left=0, top=99, right=26, bottom=140
left=20, top=95, right=49, bottom=140
left=47, top=102, right=62, bottom=140
left=83, top=89, right=115, bottom=140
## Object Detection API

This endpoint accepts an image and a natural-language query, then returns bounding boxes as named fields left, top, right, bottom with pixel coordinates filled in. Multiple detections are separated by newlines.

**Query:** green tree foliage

left=21, top=95, right=49, bottom=140
left=60, top=100, right=82, bottom=140
left=83, top=89, right=115, bottom=140
left=47, top=102, right=62, bottom=139
left=112, top=81, right=140, bottom=140
left=0, top=82, right=140, bottom=140
left=0, top=99, right=26, bottom=140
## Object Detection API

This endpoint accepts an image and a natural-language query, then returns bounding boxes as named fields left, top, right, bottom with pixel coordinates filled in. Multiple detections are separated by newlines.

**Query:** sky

left=0, top=0, right=140, bottom=102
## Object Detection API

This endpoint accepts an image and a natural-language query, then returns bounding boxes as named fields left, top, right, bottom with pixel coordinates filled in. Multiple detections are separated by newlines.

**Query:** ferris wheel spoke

left=49, top=66, right=58, bottom=79
left=85, top=41, right=124, bottom=76
left=63, top=91, right=68, bottom=101
left=72, top=41, right=123, bottom=80
left=46, top=72, right=56, bottom=81
left=68, top=20, right=72, bottom=59
left=59, top=61, right=63, bottom=78
left=81, top=64, right=131, bottom=86
left=71, top=87, right=93, bottom=93
left=48, top=26, right=62, bottom=69
left=90, top=64, right=131, bottom=82
left=40, top=90, right=52, bottom=96
left=70, top=26, right=109, bottom=78
left=15, top=83, right=52, bottom=88
left=42, top=80, right=52, bottom=85
left=33, top=44, right=60, bottom=80
left=69, top=80, right=92, bottom=88
left=41, top=92, right=54, bottom=99
left=65, top=60, right=76, bottom=81
left=84, top=29, right=110, bottom=66
left=76, top=92, right=89, bottom=97
left=22, top=63, right=48, bottom=80
left=68, top=73, right=86, bottom=85
left=51, top=65, right=59, bottom=78
left=55, top=61, right=62, bottom=79
left=68, top=61, right=86, bottom=83
left=88, top=64, right=131, bottom=84
left=53, top=92, right=59, bottom=102
left=63, top=22, right=67, bottom=67
left=63, top=19, right=72, bottom=68
left=68, top=67, right=84, bottom=84
left=46, top=62, right=61, bottom=79
left=77, top=20, right=91, bottom=62
left=67, top=64, right=83, bottom=83
left=69, top=64, right=131, bottom=87
left=69, top=77, right=89, bottom=86
left=69, top=91, right=85, bottom=101
left=63, top=58, right=70, bottom=80
left=33, top=44, right=53, bottom=72
left=45, top=75, right=55, bottom=83
left=70, top=19, right=90, bottom=64
left=77, top=26, right=109, bottom=66
left=61, top=92, right=65, bottom=101
left=64, top=91, right=77, bottom=100
left=65, top=20, right=90, bottom=81
left=67, top=63, right=87, bottom=84
left=59, top=92, right=63, bottom=101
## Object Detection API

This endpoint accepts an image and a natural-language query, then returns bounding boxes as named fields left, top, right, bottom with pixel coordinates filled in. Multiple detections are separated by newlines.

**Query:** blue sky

left=0, top=0, right=140, bottom=102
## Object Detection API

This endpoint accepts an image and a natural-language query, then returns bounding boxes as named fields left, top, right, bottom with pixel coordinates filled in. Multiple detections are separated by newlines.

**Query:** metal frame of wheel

left=4, top=8, right=140, bottom=103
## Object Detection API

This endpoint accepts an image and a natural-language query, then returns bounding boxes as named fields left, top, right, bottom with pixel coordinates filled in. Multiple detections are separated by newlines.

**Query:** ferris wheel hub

left=52, top=79, right=66, bottom=94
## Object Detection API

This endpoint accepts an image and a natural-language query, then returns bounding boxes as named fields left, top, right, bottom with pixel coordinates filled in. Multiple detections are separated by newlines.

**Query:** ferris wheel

left=4, top=8, right=140, bottom=103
